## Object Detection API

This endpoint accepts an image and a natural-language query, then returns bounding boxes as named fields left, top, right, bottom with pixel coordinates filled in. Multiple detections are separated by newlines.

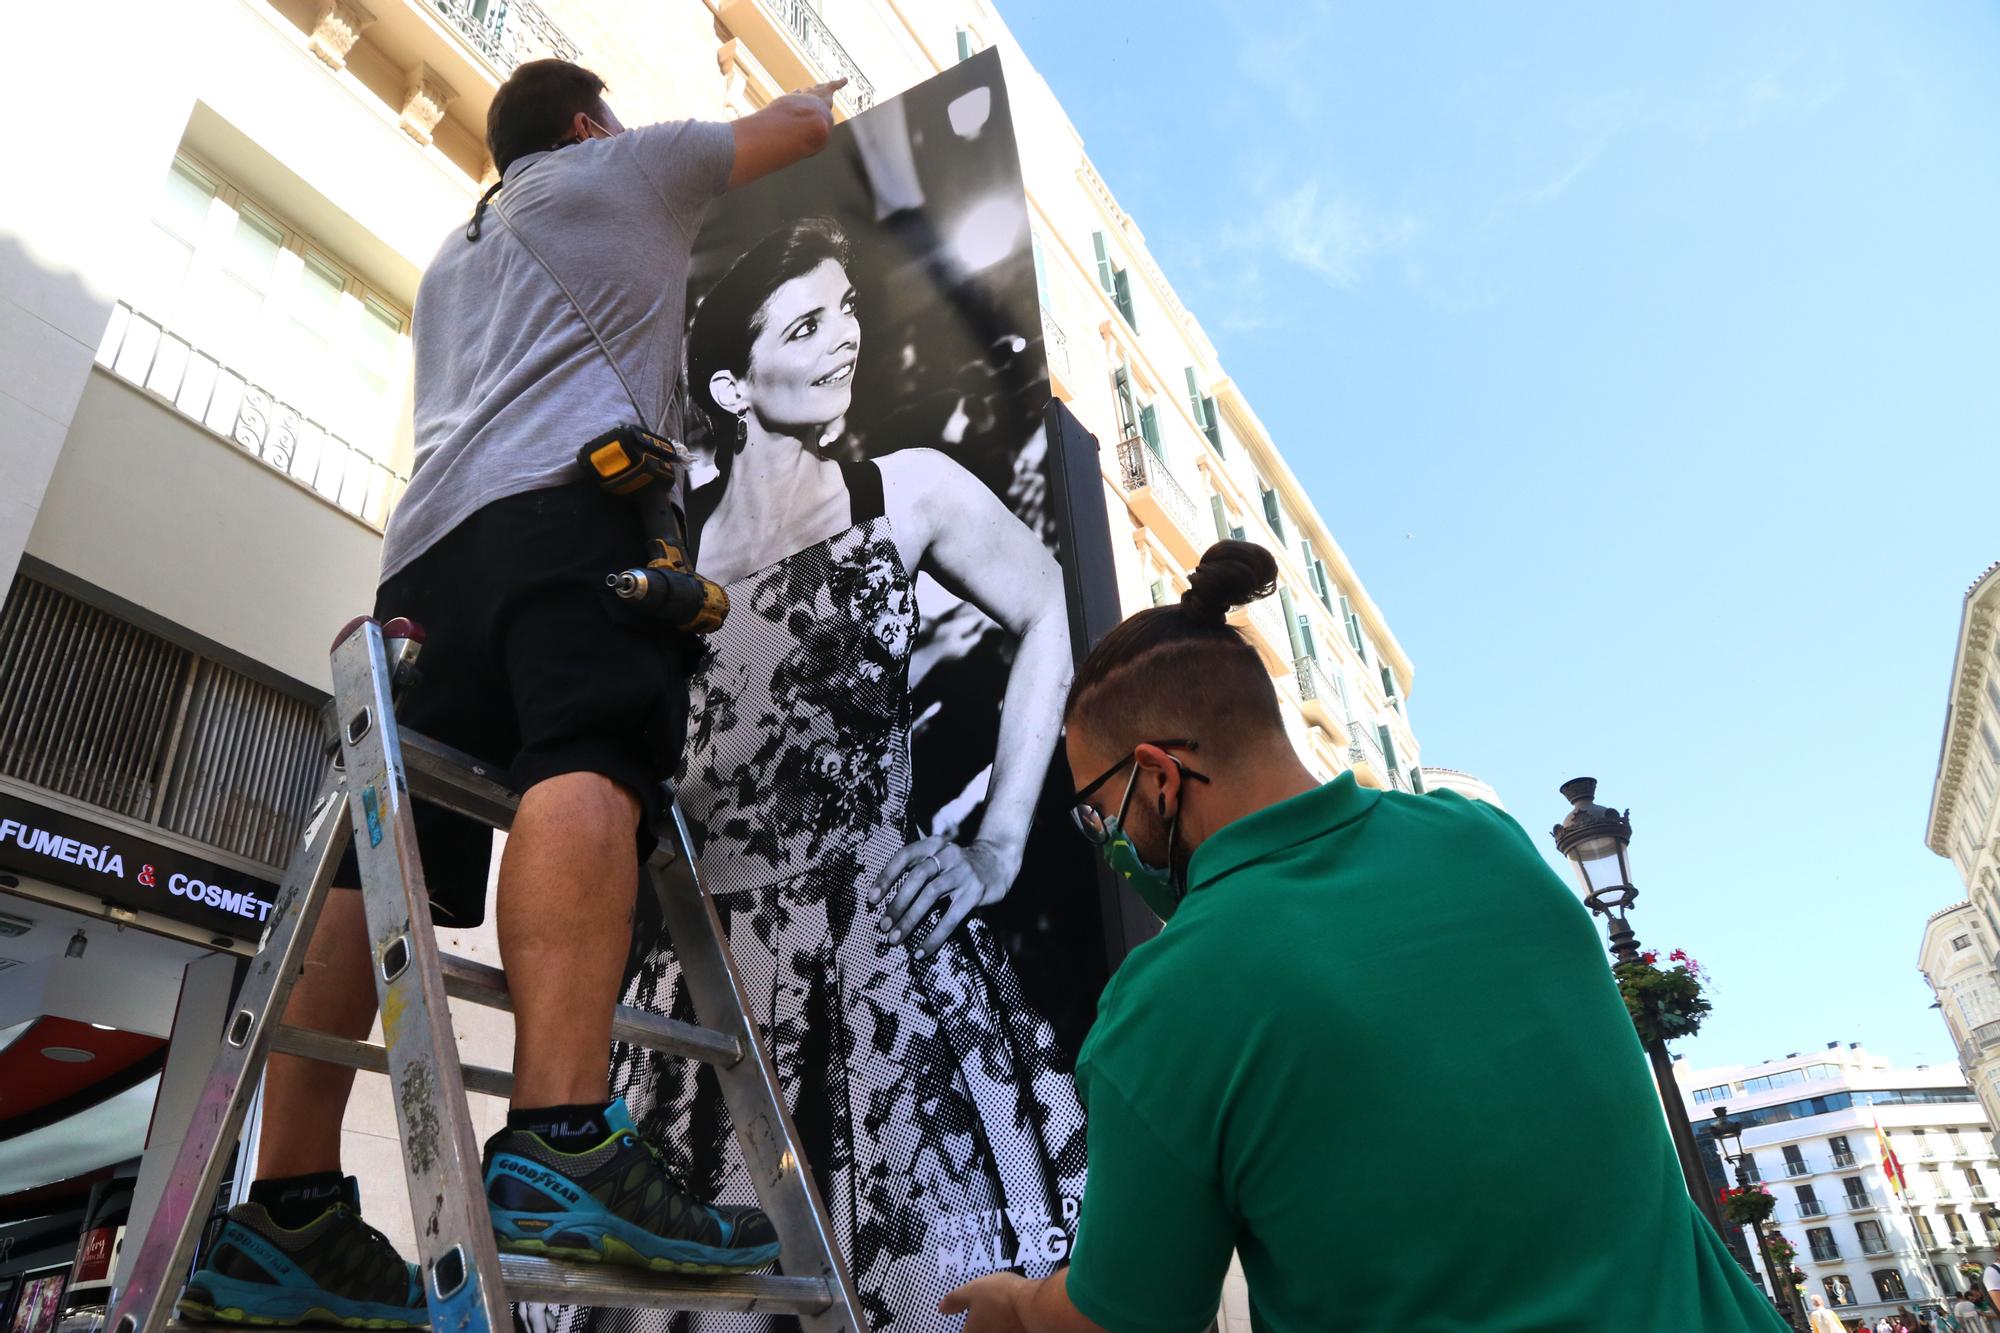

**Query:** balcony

left=1294, top=656, right=1350, bottom=739
left=97, top=303, right=403, bottom=531
left=1041, top=306, right=1073, bottom=394
left=719, top=0, right=875, bottom=115
left=1860, top=1240, right=1892, bottom=1256
left=1786, top=1160, right=1813, bottom=1177
left=426, top=0, right=579, bottom=71
left=1810, top=1246, right=1842, bottom=1263
left=1833, top=1151, right=1858, bottom=1167
left=1227, top=593, right=1293, bottom=679
left=1347, top=716, right=1389, bottom=788
left=1845, top=1195, right=1876, bottom=1212
left=1798, top=1200, right=1828, bottom=1218
left=1115, top=434, right=1203, bottom=568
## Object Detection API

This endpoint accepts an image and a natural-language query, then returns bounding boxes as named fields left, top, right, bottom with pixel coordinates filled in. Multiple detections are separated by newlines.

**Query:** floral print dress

left=567, top=461, right=1087, bottom=1332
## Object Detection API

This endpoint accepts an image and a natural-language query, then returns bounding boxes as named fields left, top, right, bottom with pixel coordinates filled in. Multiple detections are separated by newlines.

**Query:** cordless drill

left=577, top=428, right=729, bottom=635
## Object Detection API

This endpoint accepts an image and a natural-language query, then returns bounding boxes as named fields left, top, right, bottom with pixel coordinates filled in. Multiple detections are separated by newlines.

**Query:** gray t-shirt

left=384, top=119, right=735, bottom=579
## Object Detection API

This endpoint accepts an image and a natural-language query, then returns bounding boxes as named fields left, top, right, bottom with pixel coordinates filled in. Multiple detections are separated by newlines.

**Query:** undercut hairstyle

left=487, top=59, right=609, bottom=175
left=686, top=216, right=852, bottom=437
left=1065, top=541, right=1287, bottom=754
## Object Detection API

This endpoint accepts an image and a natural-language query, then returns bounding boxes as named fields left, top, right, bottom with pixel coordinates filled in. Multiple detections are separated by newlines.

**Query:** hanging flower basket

left=1612, top=948, right=1711, bottom=1046
left=1720, top=1185, right=1777, bottom=1225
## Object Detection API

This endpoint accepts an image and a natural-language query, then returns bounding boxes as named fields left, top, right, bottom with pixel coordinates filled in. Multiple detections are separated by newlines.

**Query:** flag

left=1874, top=1117, right=1906, bottom=1194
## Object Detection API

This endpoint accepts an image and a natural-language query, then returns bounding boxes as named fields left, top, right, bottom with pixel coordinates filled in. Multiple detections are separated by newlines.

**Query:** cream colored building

left=1922, top=560, right=2000, bottom=1145
left=1, top=0, right=1422, bottom=1320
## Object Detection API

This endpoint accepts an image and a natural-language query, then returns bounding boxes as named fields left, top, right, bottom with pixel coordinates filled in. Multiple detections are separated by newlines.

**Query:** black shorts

left=333, top=476, right=692, bottom=927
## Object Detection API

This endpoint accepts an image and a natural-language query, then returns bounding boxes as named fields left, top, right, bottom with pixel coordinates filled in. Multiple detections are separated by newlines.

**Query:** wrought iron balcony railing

left=427, top=0, right=580, bottom=72
left=1114, top=434, right=1200, bottom=550
left=1347, top=715, right=1387, bottom=776
left=1785, top=1160, right=1813, bottom=1177
left=1797, top=1200, right=1827, bottom=1217
left=759, top=0, right=876, bottom=112
left=1294, top=655, right=1346, bottom=719
left=97, top=303, right=405, bottom=531
left=1041, top=305, right=1071, bottom=383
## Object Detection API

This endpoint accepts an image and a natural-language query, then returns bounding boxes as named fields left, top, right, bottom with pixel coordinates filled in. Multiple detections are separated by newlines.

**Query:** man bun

left=1179, top=540, right=1279, bottom=626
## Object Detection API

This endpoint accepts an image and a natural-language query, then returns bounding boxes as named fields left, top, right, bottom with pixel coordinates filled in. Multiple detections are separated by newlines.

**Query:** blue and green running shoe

left=483, top=1099, right=780, bottom=1275
left=177, top=1178, right=427, bottom=1328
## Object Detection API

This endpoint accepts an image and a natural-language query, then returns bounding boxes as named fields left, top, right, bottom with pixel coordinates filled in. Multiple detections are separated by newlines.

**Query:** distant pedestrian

left=1808, top=1294, right=1848, bottom=1333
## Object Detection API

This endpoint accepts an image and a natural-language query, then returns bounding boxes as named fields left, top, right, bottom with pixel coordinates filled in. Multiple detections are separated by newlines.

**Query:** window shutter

left=1112, top=366, right=1136, bottom=436
left=1381, top=665, right=1396, bottom=698
left=1261, top=487, right=1284, bottom=541
left=1092, top=232, right=1115, bottom=294
left=1112, top=268, right=1137, bottom=329
left=1200, top=396, right=1221, bottom=450
left=1277, top=587, right=1305, bottom=660
left=1149, top=578, right=1167, bottom=606
left=1209, top=495, right=1229, bottom=544
left=1314, top=559, right=1333, bottom=609
left=1184, top=368, right=1203, bottom=420
left=1030, top=232, right=1048, bottom=303
left=1138, top=403, right=1161, bottom=457
left=1228, top=523, right=1246, bottom=542
left=1340, top=595, right=1363, bottom=654
left=1411, top=767, right=1426, bottom=794
left=1297, top=617, right=1316, bottom=661
left=956, top=28, right=974, bottom=62
left=1378, top=725, right=1398, bottom=776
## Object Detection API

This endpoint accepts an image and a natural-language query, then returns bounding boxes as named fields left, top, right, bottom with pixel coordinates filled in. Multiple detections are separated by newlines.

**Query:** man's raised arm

left=728, top=79, right=845, bottom=189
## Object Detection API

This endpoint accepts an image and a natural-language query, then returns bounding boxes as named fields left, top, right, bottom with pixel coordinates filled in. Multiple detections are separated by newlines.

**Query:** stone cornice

left=1928, top=562, right=2000, bottom=856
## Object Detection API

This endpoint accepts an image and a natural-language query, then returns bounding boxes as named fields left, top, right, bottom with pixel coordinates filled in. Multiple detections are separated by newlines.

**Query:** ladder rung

left=437, top=952, right=742, bottom=1067
left=398, top=729, right=520, bottom=831
left=270, top=1025, right=515, bottom=1100
left=497, top=1253, right=832, bottom=1315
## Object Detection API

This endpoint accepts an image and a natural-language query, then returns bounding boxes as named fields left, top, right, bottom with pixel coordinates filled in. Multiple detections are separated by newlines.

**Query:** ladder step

left=270, top=1025, right=515, bottom=1100
left=437, top=952, right=742, bottom=1067
left=398, top=729, right=522, bottom=831
left=497, top=1253, right=833, bottom=1316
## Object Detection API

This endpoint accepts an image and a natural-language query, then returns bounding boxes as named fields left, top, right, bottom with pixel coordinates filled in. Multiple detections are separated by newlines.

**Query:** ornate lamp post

left=1714, top=1105, right=1805, bottom=1330
left=1550, top=777, right=1729, bottom=1242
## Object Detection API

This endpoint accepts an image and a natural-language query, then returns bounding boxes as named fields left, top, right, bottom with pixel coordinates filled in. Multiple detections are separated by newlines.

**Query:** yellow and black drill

left=577, top=427, right=729, bottom=635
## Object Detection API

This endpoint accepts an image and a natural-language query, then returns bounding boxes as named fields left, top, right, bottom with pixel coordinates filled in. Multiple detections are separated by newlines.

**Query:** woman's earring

left=734, top=411, right=748, bottom=451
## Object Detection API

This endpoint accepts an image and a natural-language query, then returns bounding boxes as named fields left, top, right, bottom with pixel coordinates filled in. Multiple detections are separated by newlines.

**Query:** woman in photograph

left=608, top=216, right=1085, bottom=1331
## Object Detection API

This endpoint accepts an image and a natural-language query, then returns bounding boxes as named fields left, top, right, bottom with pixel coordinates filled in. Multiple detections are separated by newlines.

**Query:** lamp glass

left=1573, top=847, right=1632, bottom=897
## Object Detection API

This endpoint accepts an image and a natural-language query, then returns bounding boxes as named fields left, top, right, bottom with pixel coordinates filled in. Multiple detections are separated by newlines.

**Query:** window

left=1981, top=720, right=2000, bottom=767
left=1822, top=1274, right=1855, bottom=1307
left=1842, top=1176, right=1868, bottom=1207
left=1277, top=587, right=1306, bottom=662
left=1916, top=1214, right=1938, bottom=1248
left=1936, top=1262, right=1960, bottom=1296
left=1856, top=1220, right=1888, bottom=1254
left=1966, top=1165, right=1987, bottom=1198
left=1148, top=578, right=1169, bottom=607
left=1872, top=1269, right=1908, bottom=1301
left=1946, top=1211, right=1972, bottom=1244
left=1210, top=495, right=1231, bottom=545
left=1184, top=368, right=1220, bottom=451
left=1138, top=403, right=1162, bottom=460
left=1030, top=232, right=1049, bottom=304
left=1956, top=935, right=1975, bottom=951
left=1091, top=231, right=1137, bottom=330
left=1830, top=1135, right=1855, bottom=1166
left=1259, top=483, right=1285, bottom=541
left=1112, top=367, right=1138, bottom=439
left=1378, top=725, right=1398, bottom=780
left=1783, top=1145, right=1807, bottom=1175
left=1795, top=1183, right=1823, bottom=1216
left=954, top=27, right=978, bottom=61
left=1692, top=1084, right=1733, bottom=1105
left=1381, top=664, right=1400, bottom=712
left=1952, top=1129, right=1971, bottom=1154
left=1339, top=595, right=1365, bottom=660
left=1300, top=544, right=1334, bottom=611
left=1808, top=1227, right=1840, bottom=1262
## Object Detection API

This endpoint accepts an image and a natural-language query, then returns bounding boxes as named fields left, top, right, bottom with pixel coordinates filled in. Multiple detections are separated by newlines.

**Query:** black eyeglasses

left=1068, top=739, right=1211, bottom=846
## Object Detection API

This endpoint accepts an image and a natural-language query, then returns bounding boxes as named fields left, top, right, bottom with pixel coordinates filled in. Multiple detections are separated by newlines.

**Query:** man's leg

left=256, top=889, right=377, bottom=1178
left=496, top=770, right=641, bottom=1106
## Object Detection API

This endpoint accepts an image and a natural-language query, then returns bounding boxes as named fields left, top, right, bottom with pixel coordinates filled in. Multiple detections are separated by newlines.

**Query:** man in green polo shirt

left=941, top=542, right=1782, bottom=1332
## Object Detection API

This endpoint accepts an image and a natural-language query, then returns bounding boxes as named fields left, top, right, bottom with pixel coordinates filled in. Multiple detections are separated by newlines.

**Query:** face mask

left=1096, top=769, right=1185, bottom=922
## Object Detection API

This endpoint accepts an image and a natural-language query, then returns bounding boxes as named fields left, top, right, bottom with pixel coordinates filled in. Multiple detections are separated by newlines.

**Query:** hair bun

left=1179, top=540, right=1279, bottom=626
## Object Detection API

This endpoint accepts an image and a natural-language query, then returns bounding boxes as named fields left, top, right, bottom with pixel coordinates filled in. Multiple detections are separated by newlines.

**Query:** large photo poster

left=536, top=51, right=1109, bottom=1332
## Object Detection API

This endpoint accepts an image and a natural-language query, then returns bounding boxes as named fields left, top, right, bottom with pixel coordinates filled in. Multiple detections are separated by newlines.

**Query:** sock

left=509, top=1103, right=616, bottom=1151
left=249, top=1172, right=351, bottom=1228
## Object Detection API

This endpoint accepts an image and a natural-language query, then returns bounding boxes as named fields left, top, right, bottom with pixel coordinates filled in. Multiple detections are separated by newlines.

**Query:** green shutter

left=1411, top=767, right=1426, bottom=794
left=1112, top=268, right=1137, bottom=329
left=1210, top=495, right=1229, bottom=544
left=1138, top=403, right=1161, bottom=457
left=1379, top=725, right=1398, bottom=776
left=1298, top=617, right=1317, bottom=661
left=1261, top=487, right=1284, bottom=541
left=1228, top=523, right=1246, bottom=542
left=1092, top=232, right=1114, bottom=294
left=1185, top=368, right=1203, bottom=418
left=1030, top=232, right=1048, bottom=303
left=956, top=28, right=973, bottom=62
left=1381, top=665, right=1396, bottom=698
left=1278, top=587, right=1304, bottom=660
left=1314, top=560, right=1332, bottom=610
left=1201, top=396, right=1221, bottom=451
left=1341, top=595, right=1363, bottom=654
left=1149, top=578, right=1167, bottom=606
left=1113, top=367, right=1136, bottom=436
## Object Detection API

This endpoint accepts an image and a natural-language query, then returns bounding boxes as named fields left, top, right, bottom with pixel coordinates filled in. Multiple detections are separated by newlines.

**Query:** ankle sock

left=249, top=1171, right=350, bottom=1229
left=509, top=1103, right=617, bottom=1152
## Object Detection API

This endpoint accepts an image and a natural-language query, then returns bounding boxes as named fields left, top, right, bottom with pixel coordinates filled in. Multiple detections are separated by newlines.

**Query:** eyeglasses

left=1068, top=739, right=1211, bottom=846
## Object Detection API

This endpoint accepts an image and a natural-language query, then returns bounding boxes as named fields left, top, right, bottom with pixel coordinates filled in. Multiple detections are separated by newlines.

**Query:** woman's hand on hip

left=869, top=835, right=1020, bottom=958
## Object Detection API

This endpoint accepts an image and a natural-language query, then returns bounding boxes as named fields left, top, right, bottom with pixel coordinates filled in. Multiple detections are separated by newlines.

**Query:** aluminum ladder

left=108, top=615, right=866, bottom=1333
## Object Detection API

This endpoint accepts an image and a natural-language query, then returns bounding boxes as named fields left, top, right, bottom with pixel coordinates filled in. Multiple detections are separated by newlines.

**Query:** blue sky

left=1002, top=0, right=2000, bottom=1072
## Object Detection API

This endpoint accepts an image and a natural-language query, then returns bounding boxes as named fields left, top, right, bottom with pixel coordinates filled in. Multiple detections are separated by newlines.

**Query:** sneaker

left=177, top=1178, right=427, bottom=1328
left=483, top=1099, right=779, bottom=1275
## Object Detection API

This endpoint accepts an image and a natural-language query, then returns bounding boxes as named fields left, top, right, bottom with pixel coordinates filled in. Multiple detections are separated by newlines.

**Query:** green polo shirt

left=1065, top=775, right=1784, bottom=1333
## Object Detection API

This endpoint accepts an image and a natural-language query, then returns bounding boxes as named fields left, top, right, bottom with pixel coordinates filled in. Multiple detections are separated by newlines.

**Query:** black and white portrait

left=534, top=52, right=1108, bottom=1333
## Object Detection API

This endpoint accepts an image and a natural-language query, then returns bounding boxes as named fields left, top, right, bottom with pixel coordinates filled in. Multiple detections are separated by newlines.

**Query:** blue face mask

left=1095, top=767, right=1187, bottom=923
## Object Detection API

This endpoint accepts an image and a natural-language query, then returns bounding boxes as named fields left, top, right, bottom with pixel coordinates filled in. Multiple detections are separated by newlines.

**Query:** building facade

left=1923, top=561, right=2000, bottom=1139
left=1412, top=766, right=1503, bottom=808
left=2, top=0, right=1425, bottom=1323
left=1678, top=1044, right=2000, bottom=1326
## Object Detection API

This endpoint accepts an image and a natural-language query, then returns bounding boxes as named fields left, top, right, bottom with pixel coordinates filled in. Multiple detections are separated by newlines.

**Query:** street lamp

left=1714, top=1105, right=1804, bottom=1330
left=1550, top=777, right=1730, bottom=1244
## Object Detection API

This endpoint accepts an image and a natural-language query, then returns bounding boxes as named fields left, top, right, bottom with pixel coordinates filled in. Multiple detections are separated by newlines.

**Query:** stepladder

left=108, top=615, right=867, bottom=1333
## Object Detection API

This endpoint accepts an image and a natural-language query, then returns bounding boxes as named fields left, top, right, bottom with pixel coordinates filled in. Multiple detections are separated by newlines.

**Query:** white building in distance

left=1678, top=1044, right=2000, bottom=1326
left=1923, top=561, right=2000, bottom=1136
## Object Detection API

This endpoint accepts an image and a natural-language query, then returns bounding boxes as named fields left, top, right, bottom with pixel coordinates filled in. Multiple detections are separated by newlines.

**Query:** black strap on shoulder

left=839, top=459, right=885, bottom=526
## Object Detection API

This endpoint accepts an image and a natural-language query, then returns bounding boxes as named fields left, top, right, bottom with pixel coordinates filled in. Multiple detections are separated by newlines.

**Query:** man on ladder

left=176, top=59, right=843, bottom=1329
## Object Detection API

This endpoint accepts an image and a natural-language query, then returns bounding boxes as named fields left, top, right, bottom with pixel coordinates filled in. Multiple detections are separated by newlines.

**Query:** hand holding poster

left=531, top=51, right=1108, bottom=1332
